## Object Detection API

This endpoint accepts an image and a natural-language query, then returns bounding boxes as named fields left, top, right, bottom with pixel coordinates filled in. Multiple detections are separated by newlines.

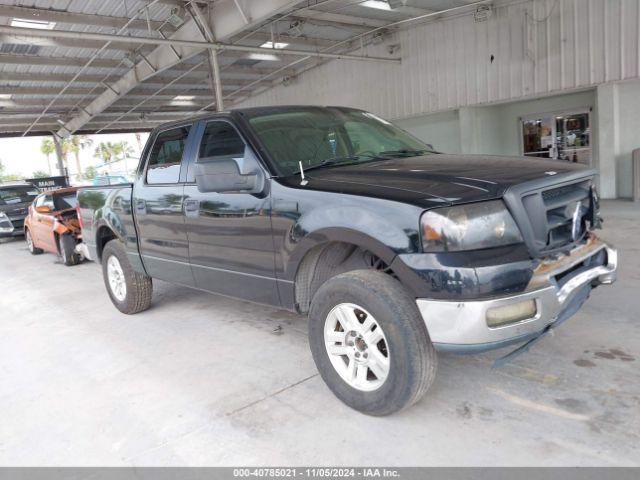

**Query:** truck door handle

left=184, top=199, right=199, bottom=212
left=135, top=199, right=146, bottom=211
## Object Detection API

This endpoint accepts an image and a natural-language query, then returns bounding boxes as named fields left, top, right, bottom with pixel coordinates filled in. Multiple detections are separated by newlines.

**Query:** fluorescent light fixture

left=260, top=41, right=289, bottom=49
left=170, top=95, right=197, bottom=106
left=247, top=52, right=280, bottom=61
left=361, top=0, right=391, bottom=10
left=10, top=18, right=56, bottom=30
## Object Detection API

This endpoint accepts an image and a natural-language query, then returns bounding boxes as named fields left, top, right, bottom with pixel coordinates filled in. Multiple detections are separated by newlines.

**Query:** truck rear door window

left=146, top=126, right=191, bottom=184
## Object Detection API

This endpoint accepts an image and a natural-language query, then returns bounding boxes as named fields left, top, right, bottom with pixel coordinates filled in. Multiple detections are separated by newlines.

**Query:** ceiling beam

left=232, top=30, right=337, bottom=49
left=0, top=104, right=214, bottom=114
left=0, top=4, right=166, bottom=32
left=0, top=110, right=185, bottom=120
left=0, top=25, right=399, bottom=63
left=0, top=128, right=156, bottom=138
left=58, top=17, right=218, bottom=136
left=0, top=0, right=320, bottom=137
left=291, top=10, right=388, bottom=29
left=207, top=0, right=305, bottom=40
left=0, top=72, right=270, bottom=88
left=0, top=55, right=295, bottom=77
left=0, top=33, right=153, bottom=52
left=0, top=86, right=248, bottom=97
left=0, top=118, right=168, bottom=128
left=53, top=0, right=373, bottom=136
left=0, top=53, right=124, bottom=69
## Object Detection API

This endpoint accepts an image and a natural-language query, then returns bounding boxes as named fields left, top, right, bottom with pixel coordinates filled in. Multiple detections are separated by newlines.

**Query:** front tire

left=101, top=239, right=153, bottom=314
left=25, top=229, right=43, bottom=255
left=308, top=270, right=437, bottom=416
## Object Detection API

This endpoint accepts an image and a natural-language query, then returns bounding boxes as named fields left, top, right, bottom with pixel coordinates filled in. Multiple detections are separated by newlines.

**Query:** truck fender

left=283, top=205, right=412, bottom=281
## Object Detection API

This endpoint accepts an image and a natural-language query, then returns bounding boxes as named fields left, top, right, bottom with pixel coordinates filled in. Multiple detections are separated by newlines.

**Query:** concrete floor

left=0, top=200, right=638, bottom=466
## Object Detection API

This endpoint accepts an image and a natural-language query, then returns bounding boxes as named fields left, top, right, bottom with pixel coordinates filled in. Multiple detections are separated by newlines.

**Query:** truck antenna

left=298, top=161, right=308, bottom=186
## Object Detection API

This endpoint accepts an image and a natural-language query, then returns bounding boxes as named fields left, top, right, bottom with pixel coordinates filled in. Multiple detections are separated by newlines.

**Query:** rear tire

left=308, top=270, right=437, bottom=416
left=59, top=233, right=81, bottom=266
left=102, top=239, right=153, bottom=314
left=25, top=229, right=43, bottom=255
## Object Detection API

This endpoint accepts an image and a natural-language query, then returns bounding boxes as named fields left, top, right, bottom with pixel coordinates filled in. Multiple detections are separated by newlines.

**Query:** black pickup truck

left=0, top=183, right=40, bottom=239
left=77, top=106, right=617, bottom=415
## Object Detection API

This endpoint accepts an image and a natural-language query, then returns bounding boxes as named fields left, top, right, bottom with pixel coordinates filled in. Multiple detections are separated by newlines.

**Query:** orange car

left=24, top=187, right=83, bottom=266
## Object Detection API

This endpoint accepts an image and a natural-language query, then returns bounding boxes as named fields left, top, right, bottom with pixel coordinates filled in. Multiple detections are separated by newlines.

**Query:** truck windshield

left=0, top=186, right=39, bottom=205
left=246, top=108, right=432, bottom=176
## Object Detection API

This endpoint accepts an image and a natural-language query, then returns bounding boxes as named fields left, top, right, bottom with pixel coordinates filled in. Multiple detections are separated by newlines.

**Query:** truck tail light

left=76, top=202, right=83, bottom=229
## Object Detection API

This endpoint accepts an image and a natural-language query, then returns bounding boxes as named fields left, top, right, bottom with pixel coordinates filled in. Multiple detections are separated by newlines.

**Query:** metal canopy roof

left=0, top=0, right=486, bottom=138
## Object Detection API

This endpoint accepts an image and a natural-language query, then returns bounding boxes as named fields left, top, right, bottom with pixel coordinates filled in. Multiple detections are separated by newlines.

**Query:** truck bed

left=77, top=184, right=137, bottom=264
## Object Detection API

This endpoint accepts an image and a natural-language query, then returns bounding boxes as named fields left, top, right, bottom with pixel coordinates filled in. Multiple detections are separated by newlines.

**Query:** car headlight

left=420, top=200, right=523, bottom=252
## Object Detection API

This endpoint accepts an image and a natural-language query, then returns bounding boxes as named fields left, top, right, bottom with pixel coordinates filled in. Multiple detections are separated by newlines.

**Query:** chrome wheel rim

left=26, top=231, right=33, bottom=251
left=324, top=303, right=390, bottom=392
left=107, top=256, right=127, bottom=302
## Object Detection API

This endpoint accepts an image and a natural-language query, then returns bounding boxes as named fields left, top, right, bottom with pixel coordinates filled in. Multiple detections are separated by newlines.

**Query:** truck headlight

left=420, top=200, right=523, bottom=252
left=0, top=212, right=14, bottom=233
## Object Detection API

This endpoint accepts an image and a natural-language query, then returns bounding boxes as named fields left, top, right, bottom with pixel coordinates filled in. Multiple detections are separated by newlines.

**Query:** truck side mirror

left=194, top=157, right=264, bottom=194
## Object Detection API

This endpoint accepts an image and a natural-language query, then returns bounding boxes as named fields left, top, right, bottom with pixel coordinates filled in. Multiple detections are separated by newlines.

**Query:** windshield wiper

left=376, top=149, right=431, bottom=157
left=292, top=155, right=377, bottom=175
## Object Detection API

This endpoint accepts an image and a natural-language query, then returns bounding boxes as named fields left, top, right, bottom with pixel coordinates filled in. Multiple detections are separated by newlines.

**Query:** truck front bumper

left=416, top=239, right=618, bottom=353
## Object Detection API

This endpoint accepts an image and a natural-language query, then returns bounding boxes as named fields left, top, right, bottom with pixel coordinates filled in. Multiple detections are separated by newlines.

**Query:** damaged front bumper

left=415, top=236, right=617, bottom=354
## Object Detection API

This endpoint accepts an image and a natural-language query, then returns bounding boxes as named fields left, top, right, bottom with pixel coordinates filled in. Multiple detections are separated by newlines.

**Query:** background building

left=233, top=0, right=640, bottom=199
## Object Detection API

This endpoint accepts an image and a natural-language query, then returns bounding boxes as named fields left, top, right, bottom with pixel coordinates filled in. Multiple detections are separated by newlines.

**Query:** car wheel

left=59, top=233, right=81, bottom=266
left=102, top=239, right=153, bottom=314
left=308, top=269, right=437, bottom=416
left=25, top=229, right=43, bottom=255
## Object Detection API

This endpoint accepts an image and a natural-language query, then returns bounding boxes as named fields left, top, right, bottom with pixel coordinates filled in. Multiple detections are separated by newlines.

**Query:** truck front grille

left=504, top=173, right=596, bottom=258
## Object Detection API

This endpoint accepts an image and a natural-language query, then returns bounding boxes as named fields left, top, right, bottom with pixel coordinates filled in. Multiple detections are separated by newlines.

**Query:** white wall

left=395, top=110, right=461, bottom=153
left=392, top=90, right=596, bottom=155
left=615, top=81, right=640, bottom=198
left=599, top=80, right=640, bottom=198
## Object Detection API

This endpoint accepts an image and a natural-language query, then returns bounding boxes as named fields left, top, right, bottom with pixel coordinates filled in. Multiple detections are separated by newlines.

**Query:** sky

left=0, top=132, right=151, bottom=180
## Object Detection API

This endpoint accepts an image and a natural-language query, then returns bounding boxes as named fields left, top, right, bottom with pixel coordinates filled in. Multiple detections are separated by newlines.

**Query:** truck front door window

left=146, top=126, right=190, bottom=184
left=199, top=122, right=245, bottom=161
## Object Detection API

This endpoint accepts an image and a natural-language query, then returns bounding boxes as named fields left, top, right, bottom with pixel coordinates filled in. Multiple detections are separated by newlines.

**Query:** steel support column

left=51, top=134, right=65, bottom=176
left=190, top=2, right=224, bottom=111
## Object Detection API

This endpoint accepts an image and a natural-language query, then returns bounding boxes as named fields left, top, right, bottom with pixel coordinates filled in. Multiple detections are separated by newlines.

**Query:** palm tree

left=103, top=141, right=134, bottom=174
left=40, top=138, right=55, bottom=175
left=58, top=137, right=72, bottom=173
left=94, top=141, right=114, bottom=165
left=113, top=141, right=136, bottom=173
left=69, top=135, right=93, bottom=180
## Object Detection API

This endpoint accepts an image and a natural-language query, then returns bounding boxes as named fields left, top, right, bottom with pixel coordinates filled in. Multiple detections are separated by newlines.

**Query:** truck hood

left=280, top=154, right=591, bottom=208
left=0, top=201, right=31, bottom=217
